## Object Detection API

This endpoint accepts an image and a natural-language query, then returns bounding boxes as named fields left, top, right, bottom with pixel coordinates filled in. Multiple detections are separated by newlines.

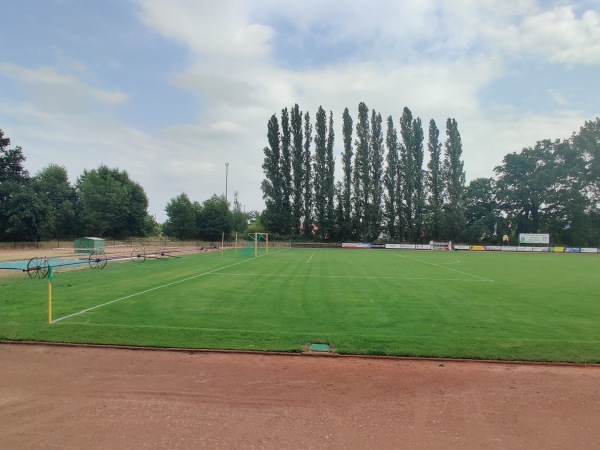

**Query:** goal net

left=238, top=233, right=269, bottom=257
left=430, top=240, right=452, bottom=251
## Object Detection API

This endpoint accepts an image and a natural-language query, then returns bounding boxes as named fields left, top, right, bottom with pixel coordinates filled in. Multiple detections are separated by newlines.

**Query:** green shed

left=74, top=237, right=105, bottom=254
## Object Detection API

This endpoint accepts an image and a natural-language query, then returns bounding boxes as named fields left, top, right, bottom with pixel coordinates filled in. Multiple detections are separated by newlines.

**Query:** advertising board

left=415, top=244, right=432, bottom=250
left=519, top=233, right=550, bottom=244
left=342, top=243, right=371, bottom=249
left=485, top=246, right=502, bottom=251
left=385, top=244, right=416, bottom=249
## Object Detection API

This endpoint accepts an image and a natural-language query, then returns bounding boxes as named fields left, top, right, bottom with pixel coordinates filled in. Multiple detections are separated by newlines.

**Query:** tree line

left=261, top=105, right=600, bottom=246
left=162, top=191, right=251, bottom=241
left=0, top=129, right=153, bottom=241
left=3, top=111, right=599, bottom=246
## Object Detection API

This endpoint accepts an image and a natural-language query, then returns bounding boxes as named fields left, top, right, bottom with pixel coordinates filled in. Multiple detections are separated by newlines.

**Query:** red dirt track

left=1, top=344, right=599, bottom=449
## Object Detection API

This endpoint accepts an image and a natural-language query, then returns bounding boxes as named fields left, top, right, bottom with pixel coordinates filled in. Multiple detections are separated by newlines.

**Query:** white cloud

left=138, top=0, right=274, bottom=60
left=2, top=0, right=598, bottom=222
left=492, top=6, right=600, bottom=64
left=548, top=88, right=568, bottom=105
left=0, top=62, right=128, bottom=115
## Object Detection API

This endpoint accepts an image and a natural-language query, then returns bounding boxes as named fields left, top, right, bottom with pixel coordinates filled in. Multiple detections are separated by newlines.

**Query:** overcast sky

left=1, top=0, right=599, bottom=222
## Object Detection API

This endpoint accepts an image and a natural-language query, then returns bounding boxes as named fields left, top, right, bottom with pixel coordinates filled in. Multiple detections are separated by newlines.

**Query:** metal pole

left=225, top=162, right=229, bottom=203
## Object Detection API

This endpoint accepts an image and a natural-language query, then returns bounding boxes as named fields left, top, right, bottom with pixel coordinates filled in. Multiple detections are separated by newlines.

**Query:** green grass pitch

left=1, top=248, right=599, bottom=363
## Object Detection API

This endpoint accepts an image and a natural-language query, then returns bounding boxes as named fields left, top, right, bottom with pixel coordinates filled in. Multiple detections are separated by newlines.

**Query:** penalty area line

left=52, top=250, right=284, bottom=324
left=393, top=253, right=494, bottom=282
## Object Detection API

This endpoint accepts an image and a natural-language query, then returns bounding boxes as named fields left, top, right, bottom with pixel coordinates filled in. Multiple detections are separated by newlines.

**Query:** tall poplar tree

left=261, top=114, right=284, bottom=234
left=324, top=111, right=336, bottom=239
left=412, top=117, right=425, bottom=242
left=368, top=110, right=384, bottom=240
left=443, top=118, right=467, bottom=240
left=313, top=106, right=328, bottom=238
left=384, top=116, right=400, bottom=240
left=399, top=107, right=415, bottom=241
left=280, top=107, right=292, bottom=234
left=302, top=111, right=313, bottom=238
left=340, top=108, right=354, bottom=239
left=426, top=119, right=444, bottom=240
left=353, top=102, right=371, bottom=239
left=290, top=104, right=304, bottom=236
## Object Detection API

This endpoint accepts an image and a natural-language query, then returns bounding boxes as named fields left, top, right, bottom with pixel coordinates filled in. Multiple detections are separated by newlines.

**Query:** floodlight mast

left=225, top=162, right=229, bottom=203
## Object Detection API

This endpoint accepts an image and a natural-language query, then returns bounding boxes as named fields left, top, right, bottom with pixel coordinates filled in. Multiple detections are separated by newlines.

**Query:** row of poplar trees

left=261, top=102, right=465, bottom=242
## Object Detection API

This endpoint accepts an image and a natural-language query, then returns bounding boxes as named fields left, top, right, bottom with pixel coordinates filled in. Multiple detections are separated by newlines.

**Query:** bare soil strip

left=1, top=343, right=598, bottom=449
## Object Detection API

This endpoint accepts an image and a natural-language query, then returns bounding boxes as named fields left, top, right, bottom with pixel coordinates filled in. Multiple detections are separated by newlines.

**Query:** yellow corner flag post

left=47, top=265, right=53, bottom=324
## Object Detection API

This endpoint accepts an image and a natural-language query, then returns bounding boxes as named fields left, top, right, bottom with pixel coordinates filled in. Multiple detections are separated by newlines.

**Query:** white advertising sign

left=519, top=233, right=550, bottom=244
left=385, top=244, right=416, bottom=249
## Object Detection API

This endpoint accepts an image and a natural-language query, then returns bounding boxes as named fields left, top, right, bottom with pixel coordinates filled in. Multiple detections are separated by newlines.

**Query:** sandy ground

left=0, top=344, right=599, bottom=449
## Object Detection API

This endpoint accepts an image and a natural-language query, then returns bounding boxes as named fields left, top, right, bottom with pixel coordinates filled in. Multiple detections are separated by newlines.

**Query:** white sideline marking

left=306, top=253, right=315, bottom=264
left=210, top=273, right=491, bottom=282
left=52, top=250, right=284, bottom=324
left=393, top=253, right=493, bottom=282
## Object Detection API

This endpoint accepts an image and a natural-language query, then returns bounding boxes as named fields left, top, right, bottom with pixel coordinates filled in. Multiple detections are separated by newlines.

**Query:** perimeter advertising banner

left=519, top=233, right=550, bottom=244
left=342, top=243, right=371, bottom=249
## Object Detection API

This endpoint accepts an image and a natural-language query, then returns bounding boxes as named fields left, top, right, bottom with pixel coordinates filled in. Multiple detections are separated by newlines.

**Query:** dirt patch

left=1, top=344, right=598, bottom=449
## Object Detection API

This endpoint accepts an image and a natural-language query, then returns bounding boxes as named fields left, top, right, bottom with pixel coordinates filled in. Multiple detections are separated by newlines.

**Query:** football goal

left=238, top=233, right=269, bottom=257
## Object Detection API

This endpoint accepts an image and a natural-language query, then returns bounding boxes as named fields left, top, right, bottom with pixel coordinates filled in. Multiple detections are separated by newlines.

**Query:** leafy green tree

left=443, top=118, right=467, bottom=241
left=198, top=194, right=232, bottom=241
left=495, top=139, right=586, bottom=241
left=247, top=212, right=266, bottom=234
left=231, top=191, right=249, bottom=234
left=0, top=130, right=44, bottom=241
left=426, top=119, right=444, bottom=241
left=76, top=165, right=149, bottom=238
left=163, top=193, right=200, bottom=239
left=573, top=118, right=600, bottom=208
left=33, top=164, right=77, bottom=239
left=463, top=178, right=498, bottom=243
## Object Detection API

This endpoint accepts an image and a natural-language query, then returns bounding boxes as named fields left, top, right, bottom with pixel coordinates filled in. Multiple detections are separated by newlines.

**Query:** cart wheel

left=27, top=256, right=49, bottom=278
left=156, top=248, right=170, bottom=261
left=89, top=251, right=108, bottom=269
left=131, top=248, right=146, bottom=263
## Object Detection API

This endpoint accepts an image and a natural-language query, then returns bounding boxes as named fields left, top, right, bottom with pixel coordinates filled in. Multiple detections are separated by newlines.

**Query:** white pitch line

left=52, top=250, right=284, bottom=324
left=210, top=273, right=491, bottom=282
left=306, top=253, right=315, bottom=264
left=393, top=253, right=494, bottom=282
